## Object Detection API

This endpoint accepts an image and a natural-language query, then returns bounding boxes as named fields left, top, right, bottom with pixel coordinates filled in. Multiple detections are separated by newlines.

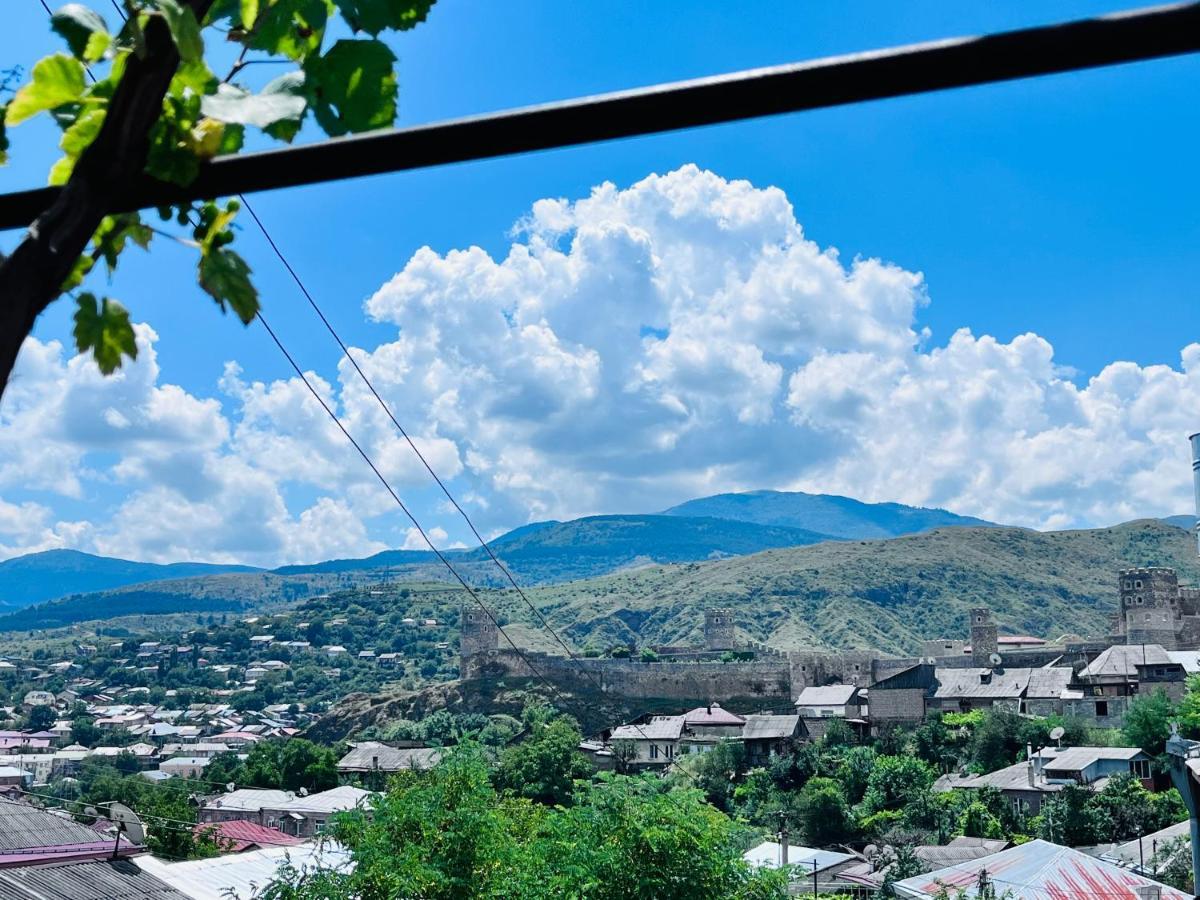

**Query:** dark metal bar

left=2, top=2, right=1199, bottom=230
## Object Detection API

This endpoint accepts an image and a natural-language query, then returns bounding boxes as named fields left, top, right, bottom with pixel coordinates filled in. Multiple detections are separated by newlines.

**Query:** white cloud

left=2, top=164, right=1197, bottom=565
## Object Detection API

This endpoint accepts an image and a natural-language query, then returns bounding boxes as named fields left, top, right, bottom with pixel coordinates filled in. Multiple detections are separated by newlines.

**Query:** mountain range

left=0, top=490, right=994, bottom=614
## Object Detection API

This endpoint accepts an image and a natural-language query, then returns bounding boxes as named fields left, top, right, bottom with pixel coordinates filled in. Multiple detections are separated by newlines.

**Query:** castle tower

left=970, top=608, right=998, bottom=666
left=1120, top=567, right=1183, bottom=648
left=705, top=608, right=735, bottom=651
left=460, top=604, right=498, bottom=669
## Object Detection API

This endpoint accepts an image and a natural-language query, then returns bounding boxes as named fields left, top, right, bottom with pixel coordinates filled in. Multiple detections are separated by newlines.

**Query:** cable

left=241, top=200, right=693, bottom=775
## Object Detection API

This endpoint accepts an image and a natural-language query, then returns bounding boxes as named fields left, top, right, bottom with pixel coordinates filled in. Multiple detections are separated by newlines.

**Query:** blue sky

left=0, top=1, right=1198, bottom=565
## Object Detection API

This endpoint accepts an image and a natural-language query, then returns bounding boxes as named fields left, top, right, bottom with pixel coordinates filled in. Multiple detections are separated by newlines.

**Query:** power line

left=5, top=2, right=1200, bottom=229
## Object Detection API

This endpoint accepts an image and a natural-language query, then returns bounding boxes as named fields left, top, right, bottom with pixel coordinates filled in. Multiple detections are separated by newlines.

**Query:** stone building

left=1110, top=567, right=1200, bottom=649
left=459, top=604, right=499, bottom=669
left=969, top=608, right=999, bottom=665
left=704, top=608, right=736, bottom=651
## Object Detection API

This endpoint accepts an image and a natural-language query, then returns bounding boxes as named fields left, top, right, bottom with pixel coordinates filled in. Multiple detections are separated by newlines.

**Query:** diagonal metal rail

left=1, top=2, right=1198, bottom=230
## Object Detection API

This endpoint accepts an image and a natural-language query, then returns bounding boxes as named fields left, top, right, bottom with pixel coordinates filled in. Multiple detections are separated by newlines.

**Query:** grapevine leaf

left=155, top=0, right=205, bottom=63
left=241, top=0, right=259, bottom=29
left=200, top=72, right=307, bottom=136
left=61, top=254, right=95, bottom=292
left=6, top=54, right=86, bottom=125
left=73, top=293, right=137, bottom=375
left=305, top=39, right=396, bottom=136
left=251, top=0, right=333, bottom=61
left=200, top=248, right=259, bottom=323
left=333, top=0, right=433, bottom=36
left=83, top=30, right=111, bottom=63
left=49, top=106, right=105, bottom=184
left=51, top=4, right=109, bottom=59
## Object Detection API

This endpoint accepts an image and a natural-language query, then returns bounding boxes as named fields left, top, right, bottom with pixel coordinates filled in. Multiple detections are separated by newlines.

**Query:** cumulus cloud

left=2, top=164, right=1197, bottom=564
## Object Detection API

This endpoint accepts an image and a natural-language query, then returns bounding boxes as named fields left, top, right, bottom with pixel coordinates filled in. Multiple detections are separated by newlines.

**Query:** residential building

left=193, top=820, right=303, bottom=854
left=741, top=714, right=801, bottom=765
left=337, top=741, right=442, bottom=783
left=159, top=757, right=212, bottom=779
left=260, top=786, right=373, bottom=838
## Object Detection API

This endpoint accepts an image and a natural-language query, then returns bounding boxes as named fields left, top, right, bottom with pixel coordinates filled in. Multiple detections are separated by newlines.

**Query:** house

left=337, top=741, right=443, bottom=781
left=742, top=841, right=857, bottom=887
left=0, top=766, right=31, bottom=794
left=1068, top=644, right=1189, bottom=725
left=159, top=757, right=212, bottom=779
left=794, top=684, right=863, bottom=739
left=934, top=746, right=1154, bottom=814
left=741, top=714, right=801, bottom=765
left=891, top=838, right=1187, bottom=899
left=677, top=704, right=745, bottom=755
left=198, top=789, right=294, bottom=825
left=869, top=663, right=1077, bottom=725
left=608, top=716, right=685, bottom=767
left=193, top=820, right=303, bottom=854
left=260, top=785, right=373, bottom=838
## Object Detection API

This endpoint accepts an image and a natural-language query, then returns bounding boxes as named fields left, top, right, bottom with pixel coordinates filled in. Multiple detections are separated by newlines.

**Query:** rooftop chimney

left=1191, top=433, right=1200, bottom=556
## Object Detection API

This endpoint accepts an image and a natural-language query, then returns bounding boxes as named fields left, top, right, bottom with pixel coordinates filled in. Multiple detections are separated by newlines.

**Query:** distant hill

left=1162, top=514, right=1196, bottom=532
left=0, top=549, right=260, bottom=610
left=662, top=490, right=996, bottom=539
left=507, top=519, right=1200, bottom=655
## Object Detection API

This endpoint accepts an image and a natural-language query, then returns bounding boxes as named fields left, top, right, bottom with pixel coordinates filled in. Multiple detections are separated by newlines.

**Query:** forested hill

left=513, top=519, right=1200, bottom=655
left=661, top=490, right=996, bottom=539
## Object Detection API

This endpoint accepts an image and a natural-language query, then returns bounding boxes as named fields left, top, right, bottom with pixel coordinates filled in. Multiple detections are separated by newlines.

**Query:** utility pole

left=811, top=858, right=818, bottom=898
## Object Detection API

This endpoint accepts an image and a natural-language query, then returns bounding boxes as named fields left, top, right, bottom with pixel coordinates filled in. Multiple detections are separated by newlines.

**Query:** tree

left=1122, top=688, right=1174, bottom=757
left=263, top=746, right=787, bottom=899
left=70, top=716, right=100, bottom=747
left=494, top=718, right=593, bottom=807
left=1036, top=784, right=1106, bottom=846
left=0, top=1, right=438, bottom=396
left=796, top=777, right=853, bottom=846
left=860, top=755, right=936, bottom=815
left=26, top=703, right=56, bottom=732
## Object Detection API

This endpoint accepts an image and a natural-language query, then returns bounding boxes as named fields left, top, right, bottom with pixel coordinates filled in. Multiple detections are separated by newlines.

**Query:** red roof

left=683, top=704, right=746, bottom=726
left=194, top=820, right=302, bottom=853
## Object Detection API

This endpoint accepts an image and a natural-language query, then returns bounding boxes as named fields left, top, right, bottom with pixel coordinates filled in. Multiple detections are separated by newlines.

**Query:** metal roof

left=892, top=839, right=1190, bottom=899
left=1080, top=644, right=1175, bottom=678
left=1104, top=819, right=1191, bottom=869
left=932, top=667, right=1033, bottom=700
left=337, top=743, right=443, bottom=772
left=0, top=858, right=189, bottom=899
left=610, top=716, right=685, bottom=742
left=682, top=705, right=745, bottom=726
left=742, top=841, right=853, bottom=873
left=934, top=762, right=1063, bottom=795
left=1167, top=650, right=1200, bottom=673
left=139, top=842, right=352, bottom=900
left=271, top=786, right=372, bottom=815
left=0, top=800, right=109, bottom=853
left=795, top=685, right=859, bottom=706
left=194, top=821, right=302, bottom=853
left=1025, top=667, right=1074, bottom=699
left=741, top=715, right=800, bottom=740
left=200, top=789, right=292, bottom=813
left=1041, top=746, right=1146, bottom=772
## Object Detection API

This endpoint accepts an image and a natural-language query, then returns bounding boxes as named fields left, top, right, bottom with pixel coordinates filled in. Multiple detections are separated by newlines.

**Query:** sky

left=0, top=1, right=1198, bottom=566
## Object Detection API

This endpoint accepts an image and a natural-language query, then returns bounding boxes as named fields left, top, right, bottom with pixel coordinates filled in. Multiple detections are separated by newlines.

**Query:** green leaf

left=51, top=106, right=105, bottom=182
left=241, top=0, right=259, bottom=29
left=83, top=30, right=111, bottom=63
left=0, top=106, right=8, bottom=166
left=305, top=39, right=396, bottom=136
left=155, top=0, right=204, bottom=62
left=172, top=58, right=218, bottom=97
left=73, top=293, right=137, bottom=375
left=251, top=0, right=333, bottom=61
left=61, top=254, right=95, bottom=292
left=200, top=72, right=307, bottom=136
left=6, top=54, right=86, bottom=125
left=200, top=248, right=259, bottom=323
left=333, top=0, right=433, bottom=36
left=92, top=213, right=152, bottom=272
left=51, top=4, right=109, bottom=59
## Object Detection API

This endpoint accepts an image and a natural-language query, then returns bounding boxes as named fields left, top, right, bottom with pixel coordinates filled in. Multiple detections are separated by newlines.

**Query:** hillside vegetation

left=662, top=489, right=995, bottom=539
left=512, top=519, right=1200, bottom=654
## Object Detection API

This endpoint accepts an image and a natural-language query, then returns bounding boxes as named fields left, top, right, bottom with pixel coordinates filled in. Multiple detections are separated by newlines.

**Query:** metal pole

left=812, top=858, right=818, bottom=898
left=1, top=3, right=1200, bottom=229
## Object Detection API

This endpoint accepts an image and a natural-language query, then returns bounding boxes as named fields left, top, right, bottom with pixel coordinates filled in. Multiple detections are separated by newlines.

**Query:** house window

left=1136, top=580, right=1144, bottom=589
left=315, top=820, right=327, bottom=834
left=1125, top=580, right=1133, bottom=590
left=1095, top=701, right=1109, bottom=717
left=649, top=744, right=659, bottom=760
left=1133, top=759, right=1151, bottom=779
left=666, top=745, right=675, bottom=759
left=1136, top=596, right=1144, bottom=605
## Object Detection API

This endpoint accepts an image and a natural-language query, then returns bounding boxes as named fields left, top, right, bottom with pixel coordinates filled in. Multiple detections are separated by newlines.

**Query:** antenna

left=106, top=802, right=146, bottom=856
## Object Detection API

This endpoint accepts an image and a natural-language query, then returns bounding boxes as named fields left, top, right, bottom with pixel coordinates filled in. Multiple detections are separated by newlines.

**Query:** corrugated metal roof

left=201, top=789, right=291, bottom=813
left=1105, top=819, right=1191, bottom=869
left=1081, top=644, right=1174, bottom=678
left=0, top=858, right=189, bottom=899
left=1025, top=667, right=1074, bottom=699
left=1041, top=746, right=1145, bottom=772
left=892, top=839, right=1189, bottom=899
left=194, top=821, right=302, bottom=853
left=682, top=705, right=745, bottom=726
left=1167, top=650, right=1200, bottom=673
left=610, top=716, right=684, bottom=741
left=932, top=668, right=1032, bottom=700
left=795, top=685, right=858, bottom=706
left=0, top=800, right=107, bottom=853
left=272, top=786, right=372, bottom=815
left=139, top=842, right=352, bottom=900
left=741, top=715, right=800, bottom=740
left=742, top=841, right=853, bottom=872
left=337, top=743, right=443, bottom=772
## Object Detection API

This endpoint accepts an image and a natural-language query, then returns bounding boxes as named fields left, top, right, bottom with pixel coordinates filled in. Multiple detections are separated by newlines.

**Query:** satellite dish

left=226, top=782, right=236, bottom=792
left=1050, top=726, right=1066, bottom=744
left=864, top=844, right=879, bottom=858
left=988, top=652, right=1003, bottom=667
left=83, top=806, right=99, bottom=818
left=298, top=787, right=309, bottom=797
left=107, top=802, right=146, bottom=846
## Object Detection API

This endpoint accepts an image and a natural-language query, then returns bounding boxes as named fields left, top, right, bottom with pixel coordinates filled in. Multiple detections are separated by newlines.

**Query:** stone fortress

left=458, top=564, right=1200, bottom=710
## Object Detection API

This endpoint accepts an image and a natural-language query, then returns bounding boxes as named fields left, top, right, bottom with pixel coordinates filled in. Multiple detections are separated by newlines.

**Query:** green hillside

left=509, top=519, right=1200, bottom=654
left=662, top=489, right=996, bottom=539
